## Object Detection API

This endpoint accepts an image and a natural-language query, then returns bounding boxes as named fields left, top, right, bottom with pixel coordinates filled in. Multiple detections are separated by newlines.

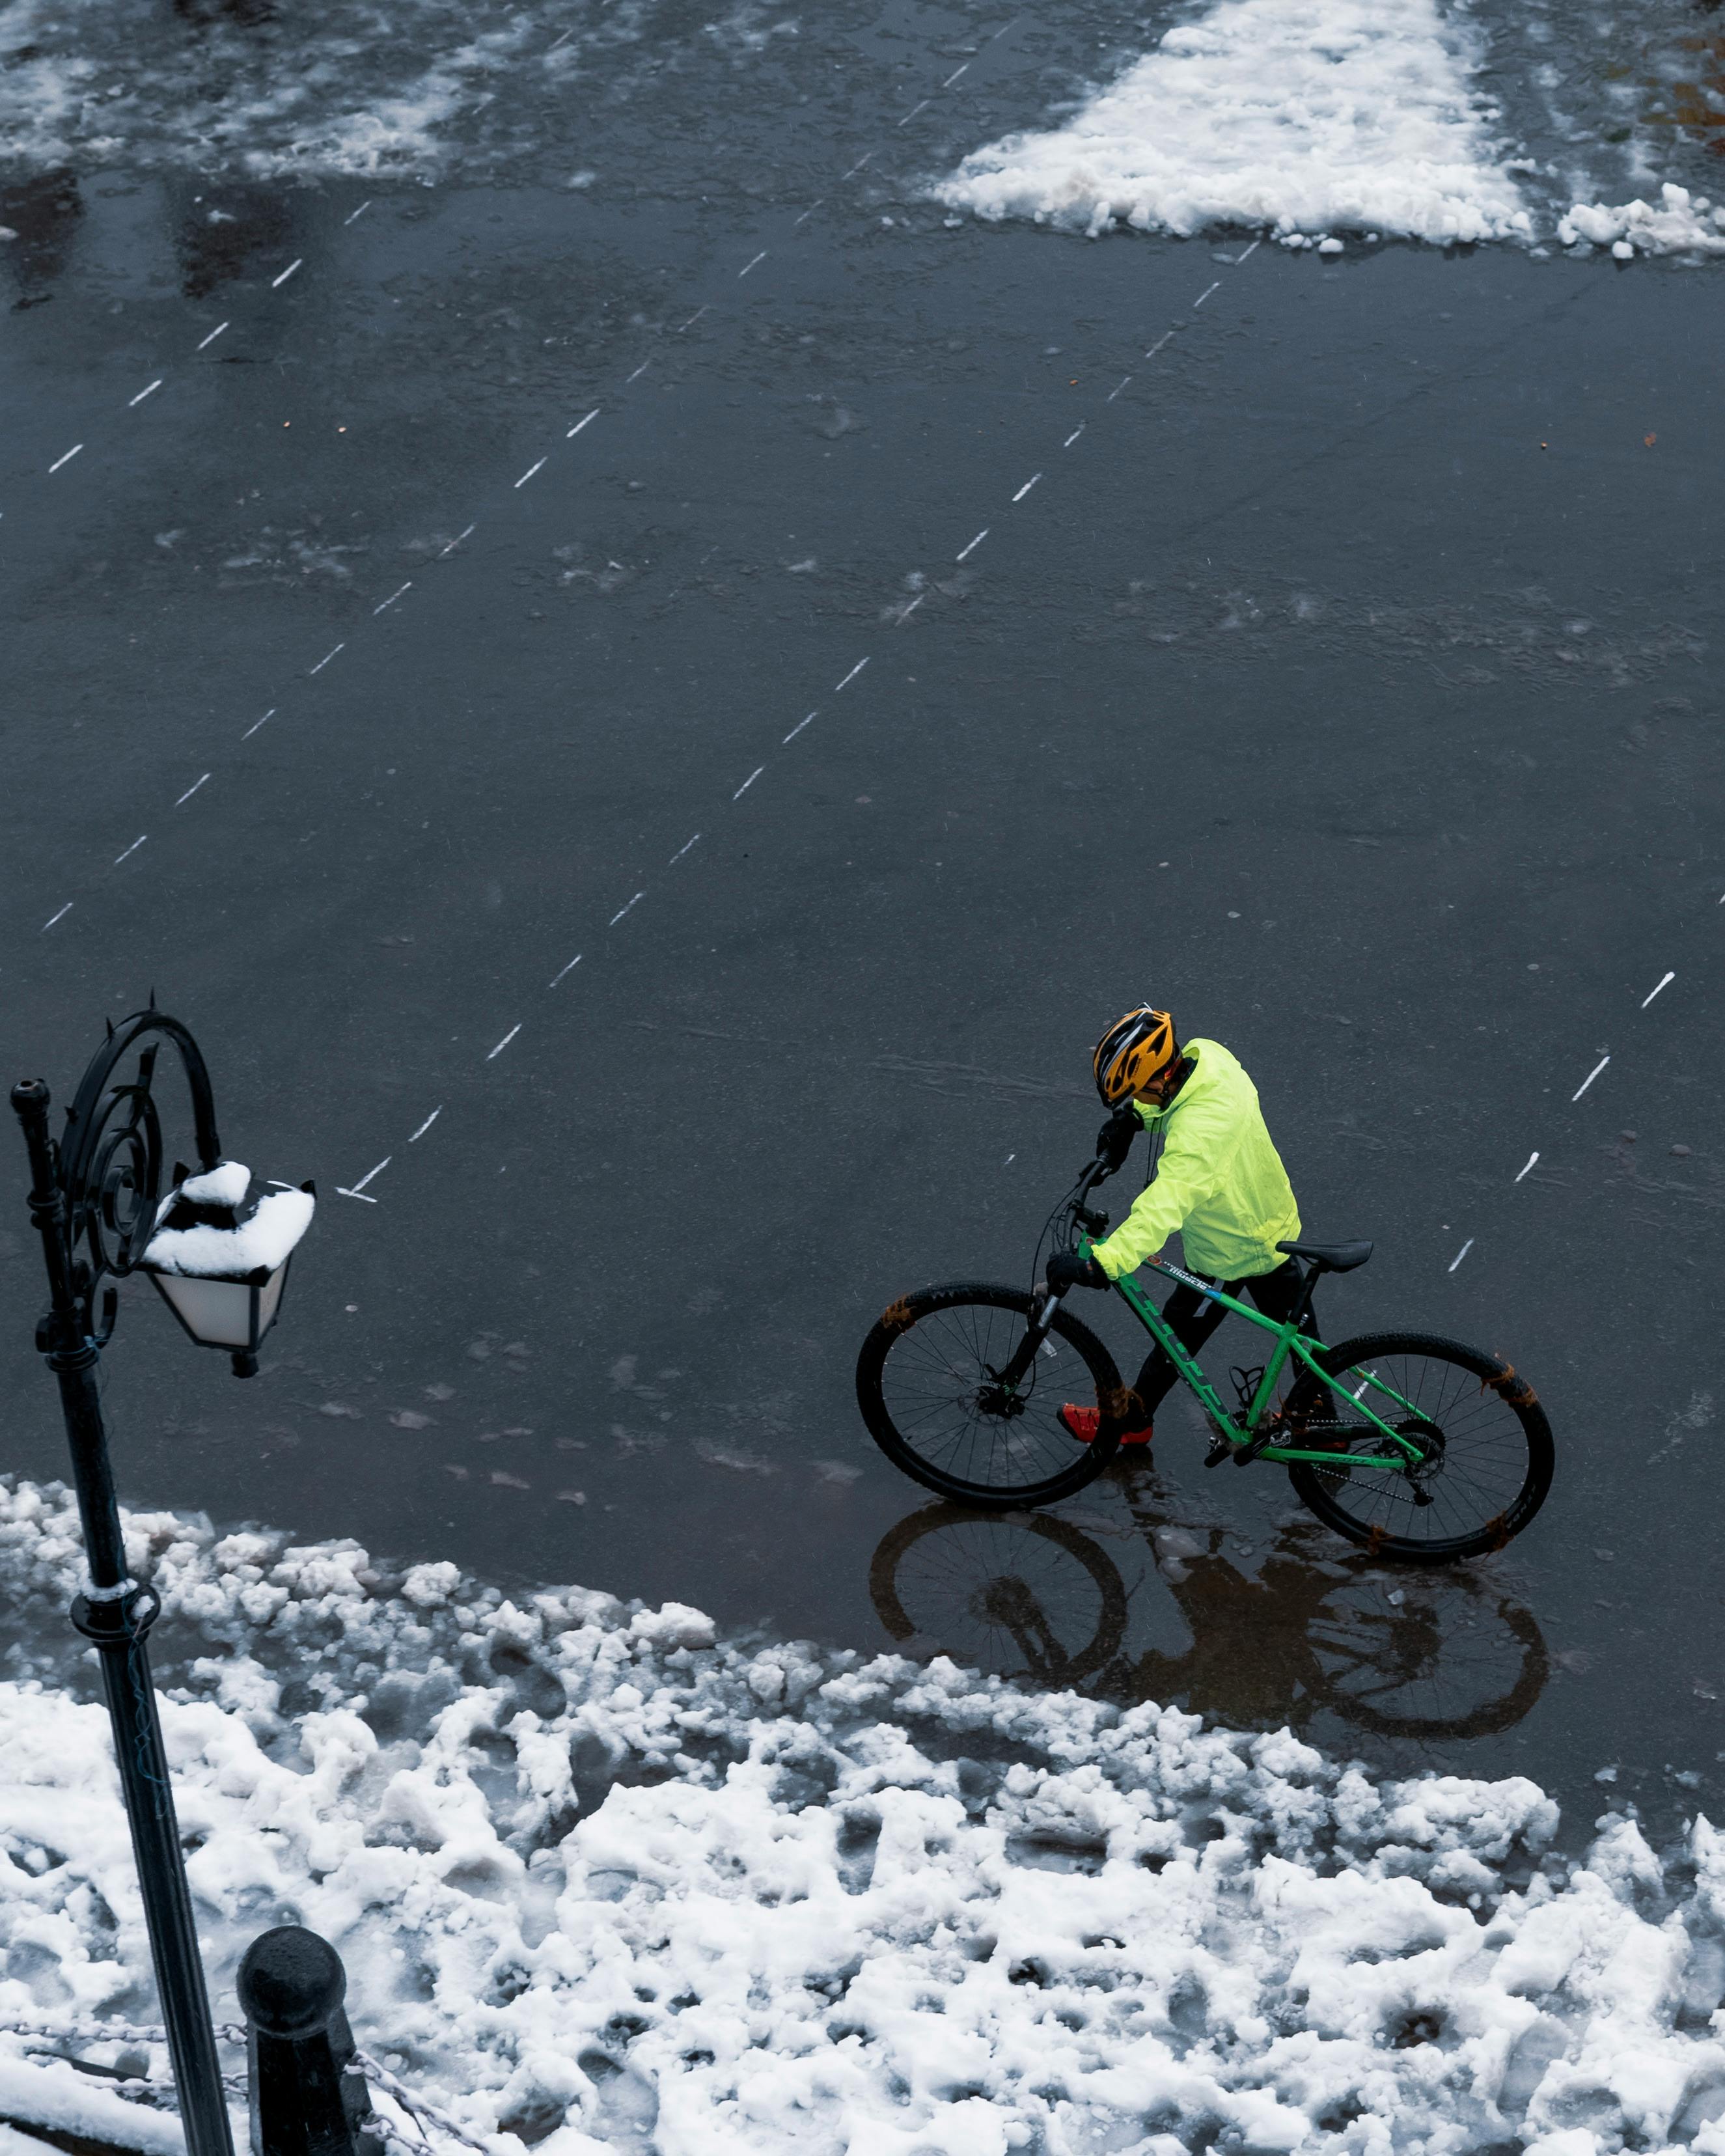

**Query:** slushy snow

left=935, top=0, right=1534, bottom=248
left=5, top=1473, right=1725, bottom=2153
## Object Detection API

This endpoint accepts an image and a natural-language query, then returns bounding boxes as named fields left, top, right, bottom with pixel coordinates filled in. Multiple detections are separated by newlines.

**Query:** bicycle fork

left=991, top=1291, right=1064, bottom=1392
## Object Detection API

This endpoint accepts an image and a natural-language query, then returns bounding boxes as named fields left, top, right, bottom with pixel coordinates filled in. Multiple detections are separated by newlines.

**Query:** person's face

left=1132, top=1063, right=1180, bottom=1108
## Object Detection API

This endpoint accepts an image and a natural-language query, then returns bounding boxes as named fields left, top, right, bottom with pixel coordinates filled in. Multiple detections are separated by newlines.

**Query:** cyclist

left=1045, top=1006, right=1305, bottom=1448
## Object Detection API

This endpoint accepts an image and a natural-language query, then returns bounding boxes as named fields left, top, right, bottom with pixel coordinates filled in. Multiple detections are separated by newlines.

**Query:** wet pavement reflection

left=872, top=1494, right=1550, bottom=1758
left=0, top=171, right=84, bottom=309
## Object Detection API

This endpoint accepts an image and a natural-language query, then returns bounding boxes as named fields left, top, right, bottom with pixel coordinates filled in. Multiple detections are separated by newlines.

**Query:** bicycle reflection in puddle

left=868, top=1487, right=1549, bottom=1750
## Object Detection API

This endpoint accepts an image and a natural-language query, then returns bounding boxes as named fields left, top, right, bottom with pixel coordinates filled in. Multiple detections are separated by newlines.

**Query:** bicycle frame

left=1097, top=1249, right=1428, bottom=1473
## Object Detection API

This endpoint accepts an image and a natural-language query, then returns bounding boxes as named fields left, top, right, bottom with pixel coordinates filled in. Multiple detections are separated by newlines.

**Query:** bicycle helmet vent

left=1093, top=1006, right=1178, bottom=1105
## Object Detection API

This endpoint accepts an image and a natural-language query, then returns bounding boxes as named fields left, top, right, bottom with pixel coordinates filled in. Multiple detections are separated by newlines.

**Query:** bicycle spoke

left=1306, top=1351, right=1537, bottom=1553
left=876, top=1295, right=1105, bottom=1495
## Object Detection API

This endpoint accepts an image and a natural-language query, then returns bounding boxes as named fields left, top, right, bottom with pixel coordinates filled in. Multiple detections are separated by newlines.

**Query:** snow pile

left=3, top=1474, right=1725, bottom=2153
left=935, top=0, right=1532, bottom=248
left=144, top=1166, right=313, bottom=1279
left=1558, top=183, right=1725, bottom=260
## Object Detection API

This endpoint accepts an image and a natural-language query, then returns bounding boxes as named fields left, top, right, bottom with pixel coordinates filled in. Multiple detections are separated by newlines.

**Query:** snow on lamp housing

left=141, top=1161, right=316, bottom=1374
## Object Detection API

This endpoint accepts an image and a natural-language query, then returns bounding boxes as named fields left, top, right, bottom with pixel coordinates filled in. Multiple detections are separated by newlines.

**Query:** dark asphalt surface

left=3, top=22, right=1723, bottom=1848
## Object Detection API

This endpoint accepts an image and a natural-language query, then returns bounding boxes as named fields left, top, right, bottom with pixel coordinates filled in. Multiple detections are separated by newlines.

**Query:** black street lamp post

left=11, top=1008, right=314, bottom=2156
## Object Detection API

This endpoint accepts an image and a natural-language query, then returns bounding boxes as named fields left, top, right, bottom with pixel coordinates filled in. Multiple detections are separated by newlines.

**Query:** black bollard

left=238, top=1928, right=382, bottom=2156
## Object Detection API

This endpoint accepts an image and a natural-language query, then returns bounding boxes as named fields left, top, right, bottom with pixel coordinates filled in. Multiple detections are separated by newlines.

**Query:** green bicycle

left=855, top=1152, right=1553, bottom=1563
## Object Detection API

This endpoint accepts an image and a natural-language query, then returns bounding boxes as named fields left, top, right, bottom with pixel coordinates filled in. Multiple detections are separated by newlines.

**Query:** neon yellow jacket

left=1091, top=1038, right=1300, bottom=1284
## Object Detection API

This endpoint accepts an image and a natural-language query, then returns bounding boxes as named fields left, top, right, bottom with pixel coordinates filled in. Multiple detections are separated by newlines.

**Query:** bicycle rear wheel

left=856, top=1282, right=1125, bottom=1508
left=1286, top=1333, right=1553, bottom=1564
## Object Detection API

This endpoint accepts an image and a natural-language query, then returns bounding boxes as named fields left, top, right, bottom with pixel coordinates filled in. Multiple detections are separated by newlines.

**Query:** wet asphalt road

left=3, top=76, right=1724, bottom=1847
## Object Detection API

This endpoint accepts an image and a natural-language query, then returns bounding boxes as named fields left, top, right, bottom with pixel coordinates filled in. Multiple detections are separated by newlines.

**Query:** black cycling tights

left=1129, top=1258, right=1310, bottom=1423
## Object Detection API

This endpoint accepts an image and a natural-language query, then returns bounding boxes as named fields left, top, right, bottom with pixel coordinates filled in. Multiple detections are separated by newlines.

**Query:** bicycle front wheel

left=856, top=1282, right=1125, bottom=1508
left=869, top=1504, right=1130, bottom=1684
left=1286, top=1333, right=1554, bottom=1564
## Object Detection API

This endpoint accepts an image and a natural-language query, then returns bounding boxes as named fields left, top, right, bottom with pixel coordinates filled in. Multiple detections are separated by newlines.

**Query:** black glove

left=1047, top=1251, right=1107, bottom=1293
left=1095, top=1106, right=1139, bottom=1174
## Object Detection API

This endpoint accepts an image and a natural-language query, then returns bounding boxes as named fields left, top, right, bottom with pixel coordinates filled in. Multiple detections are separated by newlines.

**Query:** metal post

left=238, top=1928, right=380, bottom=2156
left=12, top=1077, right=236, bottom=2156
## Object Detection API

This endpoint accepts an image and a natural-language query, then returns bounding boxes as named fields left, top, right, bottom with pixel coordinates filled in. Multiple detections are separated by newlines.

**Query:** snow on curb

left=2, top=1476, right=1724, bottom=2153
left=934, top=0, right=1533, bottom=249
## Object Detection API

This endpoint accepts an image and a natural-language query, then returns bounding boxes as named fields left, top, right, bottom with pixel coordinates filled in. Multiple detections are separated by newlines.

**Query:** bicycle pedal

left=1202, top=1433, right=1233, bottom=1469
left=1231, top=1428, right=1277, bottom=1468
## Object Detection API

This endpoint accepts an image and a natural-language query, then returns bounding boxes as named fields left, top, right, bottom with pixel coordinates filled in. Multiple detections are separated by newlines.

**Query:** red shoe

left=1059, top=1404, right=1153, bottom=1448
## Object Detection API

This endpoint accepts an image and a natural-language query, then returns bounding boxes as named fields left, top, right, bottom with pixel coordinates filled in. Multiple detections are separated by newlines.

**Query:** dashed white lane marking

left=842, top=154, right=872, bottom=180
left=1193, top=281, right=1221, bottom=307
left=678, top=307, right=710, bottom=331
left=409, top=1108, right=442, bottom=1141
left=1447, top=1238, right=1474, bottom=1273
left=669, top=833, right=702, bottom=863
left=1642, top=970, right=1675, bottom=1008
left=12, top=38, right=980, bottom=1009
left=1572, top=1054, right=1610, bottom=1101
left=345, top=1156, right=392, bottom=1195
left=1514, top=1152, right=1539, bottom=1183
left=41, top=904, right=72, bottom=933
left=897, top=98, right=930, bottom=126
left=567, top=409, right=599, bottom=438
left=1106, top=376, right=1131, bottom=402
left=1236, top=240, right=1260, bottom=264
left=268, top=45, right=1266, bottom=1211
left=626, top=359, right=652, bottom=384
left=943, top=62, right=969, bottom=86
left=896, top=594, right=925, bottom=626
left=956, top=529, right=988, bottom=561
left=547, top=25, right=575, bottom=48
left=793, top=204, right=824, bottom=227
left=336, top=1185, right=379, bottom=1203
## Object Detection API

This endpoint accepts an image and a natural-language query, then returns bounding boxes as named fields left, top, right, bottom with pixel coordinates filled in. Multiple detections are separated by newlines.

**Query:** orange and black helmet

left=1093, top=1006, right=1178, bottom=1105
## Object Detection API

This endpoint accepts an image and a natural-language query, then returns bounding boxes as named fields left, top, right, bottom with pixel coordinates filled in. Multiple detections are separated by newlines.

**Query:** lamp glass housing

left=145, top=1257, right=292, bottom=1357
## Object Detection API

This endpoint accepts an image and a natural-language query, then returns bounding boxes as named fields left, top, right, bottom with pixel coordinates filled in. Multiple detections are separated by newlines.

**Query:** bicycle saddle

left=1276, top=1239, right=1374, bottom=1273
